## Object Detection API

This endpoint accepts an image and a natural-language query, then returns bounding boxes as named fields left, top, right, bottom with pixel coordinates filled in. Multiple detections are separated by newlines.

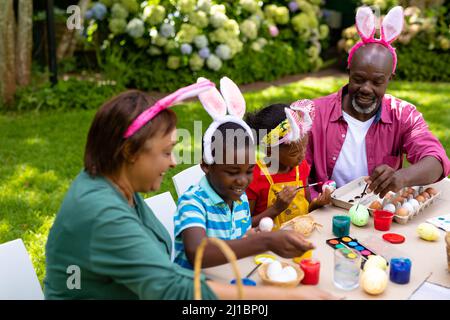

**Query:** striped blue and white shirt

left=174, top=176, right=252, bottom=269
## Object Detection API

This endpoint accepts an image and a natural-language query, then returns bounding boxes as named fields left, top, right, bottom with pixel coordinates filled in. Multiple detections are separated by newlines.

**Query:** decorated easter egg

left=267, top=261, right=283, bottom=279
left=361, top=268, right=388, bottom=295
left=417, top=223, right=440, bottom=241
left=363, top=255, right=388, bottom=271
left=383, top=203, right=396, bottom=213
left=322, top=180, right=337, bottom=193
left=259, top=217, right=274, bottom=232
left=349, top=204, right=369, bottom=227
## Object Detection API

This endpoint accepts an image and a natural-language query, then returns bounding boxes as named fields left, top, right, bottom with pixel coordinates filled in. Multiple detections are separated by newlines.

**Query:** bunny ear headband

left=262, top=99, right=315, bottom=147
left=198, top=76, right=255, bottom=165
left=124, top=80, right=215, bottom=139
left=348, top=6, right=404, bottom=74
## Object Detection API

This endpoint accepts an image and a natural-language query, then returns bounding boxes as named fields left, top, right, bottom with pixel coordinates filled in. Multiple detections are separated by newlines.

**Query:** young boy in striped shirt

left=174, top=122, right=314, bottom=269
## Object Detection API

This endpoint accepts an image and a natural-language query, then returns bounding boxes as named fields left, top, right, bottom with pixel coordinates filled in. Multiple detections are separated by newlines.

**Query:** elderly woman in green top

left=44, top=80, right=336, bottom=300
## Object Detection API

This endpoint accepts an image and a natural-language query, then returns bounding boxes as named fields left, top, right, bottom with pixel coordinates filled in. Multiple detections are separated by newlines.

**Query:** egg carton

left=331, top=176, right=382, bottom=214
left=331, top=178, right=441, bottom=224
left=388, top=186, right=441, bottom=224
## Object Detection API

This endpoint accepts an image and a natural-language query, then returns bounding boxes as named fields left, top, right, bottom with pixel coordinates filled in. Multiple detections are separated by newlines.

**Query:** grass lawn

left=0, top=75, right=449, bottom=284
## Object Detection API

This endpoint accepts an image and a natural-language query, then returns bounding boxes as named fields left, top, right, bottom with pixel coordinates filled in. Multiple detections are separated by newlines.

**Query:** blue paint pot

left=230, top=278, right=256, bottom=286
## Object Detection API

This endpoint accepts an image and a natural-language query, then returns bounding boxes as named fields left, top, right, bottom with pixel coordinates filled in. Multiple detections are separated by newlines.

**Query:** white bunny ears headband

left=261, top=99, right=315, bottom=147
left=348, top=6, right=404, bottom=74
left=198, top=76, right=255, bottom=165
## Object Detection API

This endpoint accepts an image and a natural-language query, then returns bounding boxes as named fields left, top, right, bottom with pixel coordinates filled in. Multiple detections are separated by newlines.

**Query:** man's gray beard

left=351, top=97, right=379, bottom=115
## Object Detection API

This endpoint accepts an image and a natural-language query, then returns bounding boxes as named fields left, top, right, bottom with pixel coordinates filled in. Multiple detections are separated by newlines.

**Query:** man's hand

left=366, top=165, right=408, bottom=198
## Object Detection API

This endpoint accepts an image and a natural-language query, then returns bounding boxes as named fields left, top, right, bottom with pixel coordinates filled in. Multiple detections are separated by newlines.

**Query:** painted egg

left=417, top=223, right=440, bottom=241
left=383, top=203, right=396, bottom=213
left=361, top=268, right=388, bottom=295
left=363, top=255, right=388, bottom=271
left=259, top=217, right=274, bottom=232
left=322, top=180, right=337, bottom=193
left=349, top=204, right=369, bottom=227
left=384, top=193, right=394, bottom=201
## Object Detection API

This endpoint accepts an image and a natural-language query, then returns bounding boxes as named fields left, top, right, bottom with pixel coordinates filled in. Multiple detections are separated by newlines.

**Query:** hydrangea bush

left=84, top=0, right=329, bottom=88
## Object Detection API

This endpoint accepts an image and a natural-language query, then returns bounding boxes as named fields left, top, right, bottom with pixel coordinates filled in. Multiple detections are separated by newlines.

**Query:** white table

left=203, top=179, right=450, bottom=299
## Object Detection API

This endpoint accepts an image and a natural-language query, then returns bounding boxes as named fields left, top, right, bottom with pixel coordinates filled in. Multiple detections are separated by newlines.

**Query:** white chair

left=144, top=192, right=177, bottom=261
left=0, top=239, right=44, bottom=300
left=172, top=164, right=205, bottom=197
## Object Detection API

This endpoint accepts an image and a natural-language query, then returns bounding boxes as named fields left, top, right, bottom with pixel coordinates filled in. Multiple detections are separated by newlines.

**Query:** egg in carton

left=381, top=186, right=441, bottom=224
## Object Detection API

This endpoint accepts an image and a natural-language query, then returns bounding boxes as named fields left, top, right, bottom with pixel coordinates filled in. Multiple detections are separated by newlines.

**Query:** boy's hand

left=266, top=230, right=315, bottom=258
left=274, top=186, right=298, bottom=213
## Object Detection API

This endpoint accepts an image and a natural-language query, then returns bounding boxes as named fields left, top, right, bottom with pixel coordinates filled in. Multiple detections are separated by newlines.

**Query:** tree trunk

left=16, top=0, right=33, bottom=87
left=0, top=0, right=17, bottom=105
left=57, top=0, right=91, bottom=62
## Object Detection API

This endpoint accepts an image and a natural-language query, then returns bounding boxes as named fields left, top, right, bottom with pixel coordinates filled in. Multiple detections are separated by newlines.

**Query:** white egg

left=259, top=217, right=274, bottom=232
left=401, top=202, right=414, bottom=215
left=407, top=199, right=420, bottom=213
left=267, top=261, right=282, bottom=279
left=282, top=266, right=298, bottom=281
left=270, top=266, right=297, bottom=282
left=383, top=203, right=396, bottom=213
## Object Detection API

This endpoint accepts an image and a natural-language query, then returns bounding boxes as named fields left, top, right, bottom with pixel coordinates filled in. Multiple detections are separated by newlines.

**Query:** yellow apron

left=257, top=160, right=309, bottom=230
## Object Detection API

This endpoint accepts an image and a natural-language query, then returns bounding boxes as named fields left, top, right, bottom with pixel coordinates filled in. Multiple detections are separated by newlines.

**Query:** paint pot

left=373, top=210, right=394, bottom=231
left=332, top=215, right=351, bottom=237
left=389, top=258, right=411, bottom=284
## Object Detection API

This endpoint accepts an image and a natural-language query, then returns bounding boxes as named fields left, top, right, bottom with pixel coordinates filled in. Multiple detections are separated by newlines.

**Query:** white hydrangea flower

left=194, top=35, right=209, bottom=49
left=215, top=44, right=231, bottom=60
left=126, top=18, right=145, bottom=38
left=206, top=54, right=223, bottom=71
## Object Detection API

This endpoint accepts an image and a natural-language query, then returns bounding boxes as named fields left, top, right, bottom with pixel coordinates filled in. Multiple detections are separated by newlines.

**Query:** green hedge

left=396, top=35, right=450, bottom=82
left=125, top=40, right=314, bottom=92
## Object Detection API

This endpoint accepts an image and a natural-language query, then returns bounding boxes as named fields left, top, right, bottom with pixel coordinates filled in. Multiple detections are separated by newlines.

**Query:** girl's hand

left=274, top=186, right=298, bottom=213
left=309, top=188, right=332, bottom=211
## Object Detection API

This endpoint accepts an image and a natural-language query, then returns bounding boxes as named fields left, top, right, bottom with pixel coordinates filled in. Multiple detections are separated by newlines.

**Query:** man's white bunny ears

left=348, top=6, right=404, bottom=74
left=199, top=77, right=255, bottom=165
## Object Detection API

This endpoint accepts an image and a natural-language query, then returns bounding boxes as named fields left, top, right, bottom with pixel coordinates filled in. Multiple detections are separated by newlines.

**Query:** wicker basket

left=258, top=261, right=304, bottom=288
left=193, top=237, right=244, bottom=300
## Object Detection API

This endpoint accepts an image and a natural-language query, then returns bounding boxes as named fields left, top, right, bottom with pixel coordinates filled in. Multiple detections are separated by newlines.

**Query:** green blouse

left=44, top=170, right=217, bottom=300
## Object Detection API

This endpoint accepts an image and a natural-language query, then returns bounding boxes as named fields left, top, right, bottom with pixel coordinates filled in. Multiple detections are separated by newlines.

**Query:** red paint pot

left=373, top=210, right=394, bottom=231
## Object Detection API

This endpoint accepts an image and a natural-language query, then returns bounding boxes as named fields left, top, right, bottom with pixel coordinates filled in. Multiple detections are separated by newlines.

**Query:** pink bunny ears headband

left=348, top=6, right=404, bottom=74
left=124, top=80, right=215, bottom=139
left=262, top=99, right=315, bottom=147
left=198, top=76, right=255, bottom=165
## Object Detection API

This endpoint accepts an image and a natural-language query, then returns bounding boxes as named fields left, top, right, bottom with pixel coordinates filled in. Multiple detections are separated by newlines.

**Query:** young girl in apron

left=245, top=100, right=332, bottom=230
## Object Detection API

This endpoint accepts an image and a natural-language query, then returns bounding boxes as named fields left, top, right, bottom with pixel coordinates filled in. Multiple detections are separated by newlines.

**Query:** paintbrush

left=355, top=183, right=369, bottom=211
left=274, top=182, right=324, bottom=195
